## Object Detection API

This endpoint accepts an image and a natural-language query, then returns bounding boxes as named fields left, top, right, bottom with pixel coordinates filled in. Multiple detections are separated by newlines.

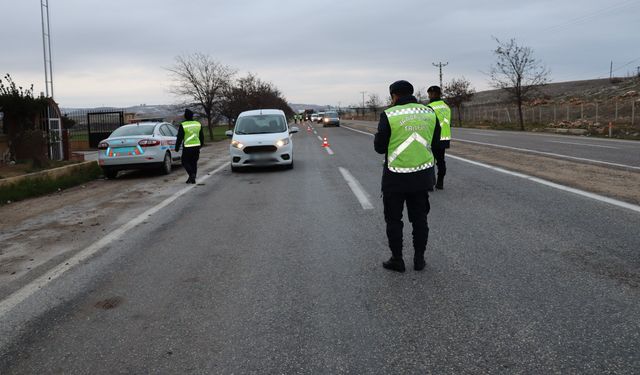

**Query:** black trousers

left=433, top=145, right=446, bottom=178
left=383, top=191, right=430, bottom=259
left=181, top=146, right=200, bottom=179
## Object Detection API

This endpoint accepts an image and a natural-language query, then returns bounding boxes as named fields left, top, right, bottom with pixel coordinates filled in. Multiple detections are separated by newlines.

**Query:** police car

left=97, top=122, right=182, bottom=179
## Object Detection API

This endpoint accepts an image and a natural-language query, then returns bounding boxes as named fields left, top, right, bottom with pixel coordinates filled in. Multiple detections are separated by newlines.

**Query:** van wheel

left=160, top=152, right=172, bottom=175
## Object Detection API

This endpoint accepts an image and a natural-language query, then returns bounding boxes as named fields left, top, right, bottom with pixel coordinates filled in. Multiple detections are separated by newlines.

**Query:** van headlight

left=275, top=138, right=290, bottom=148
left=231, top=140, right=244, bottom=149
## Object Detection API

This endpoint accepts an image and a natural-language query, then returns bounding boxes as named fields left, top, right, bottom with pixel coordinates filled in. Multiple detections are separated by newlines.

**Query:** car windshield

left=110, top=124, right=156, bottom=137
left=326, top=112, right=338, bottom=117
left=235, top=115, right=287, bottom=134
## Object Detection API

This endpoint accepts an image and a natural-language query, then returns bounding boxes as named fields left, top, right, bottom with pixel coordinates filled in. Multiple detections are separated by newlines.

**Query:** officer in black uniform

left=427, top=86, right=449, bottom=190
left=175, top=109, right=205, bottom=184
left=374, top=80, right=439, bottom=272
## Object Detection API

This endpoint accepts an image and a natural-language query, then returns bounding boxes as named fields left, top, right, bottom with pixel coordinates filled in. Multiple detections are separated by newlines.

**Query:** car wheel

left=103, top=168, right=118, bottom=179
left=160, top=152, right=172, bottom=175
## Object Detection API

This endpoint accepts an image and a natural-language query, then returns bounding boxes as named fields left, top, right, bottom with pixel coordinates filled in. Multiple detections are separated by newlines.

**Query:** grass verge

left=0, top=162, right=102, bottom=205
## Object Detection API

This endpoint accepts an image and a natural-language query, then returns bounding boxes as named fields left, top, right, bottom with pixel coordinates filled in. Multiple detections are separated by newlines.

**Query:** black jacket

left=374, top=95, right=437, bottom=193
left=175, top=122, right=205, bottom=151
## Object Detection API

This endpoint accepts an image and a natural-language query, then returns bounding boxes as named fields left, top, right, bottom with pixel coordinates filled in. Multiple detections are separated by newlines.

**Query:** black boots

left=414, top=257, right=426, bottom=271
left=382, top=257, right=406, bottom=273
left=435, top=175, right=444, bottom=190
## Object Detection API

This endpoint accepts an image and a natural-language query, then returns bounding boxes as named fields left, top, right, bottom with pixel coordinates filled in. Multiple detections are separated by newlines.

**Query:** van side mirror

left=290, top=127, right=299, bottom=134
left=225, top=130, right=233, bottom=137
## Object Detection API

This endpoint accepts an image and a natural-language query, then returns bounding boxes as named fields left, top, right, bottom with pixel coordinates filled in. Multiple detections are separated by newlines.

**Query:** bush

left=0, top=162, right=102, bottom=204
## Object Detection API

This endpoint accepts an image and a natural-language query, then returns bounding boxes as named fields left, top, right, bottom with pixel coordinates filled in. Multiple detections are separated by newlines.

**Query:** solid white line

left=547, top=140, right=619, bottom=149
left=0, top=162, right=230, bottom=318
left=468, top=132, right=498, bottom=137
left=448, top=154, right=640, bottom=214
left=325, top=147, right=334, bottom=155
left=342, top=125, right=375, bottom=137
left=339, top=167, right=374, bottom=210
left=455, top=139, right=640, bottom=171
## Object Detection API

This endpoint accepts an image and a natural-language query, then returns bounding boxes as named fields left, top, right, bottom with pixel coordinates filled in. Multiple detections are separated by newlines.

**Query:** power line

left=540, top=0, right=639, bottom=33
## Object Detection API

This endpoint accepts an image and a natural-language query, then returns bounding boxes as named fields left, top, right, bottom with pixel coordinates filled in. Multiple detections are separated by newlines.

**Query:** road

left=345, top=120, right=640, bottom=169
left=1, top=123, right=640, bottom=373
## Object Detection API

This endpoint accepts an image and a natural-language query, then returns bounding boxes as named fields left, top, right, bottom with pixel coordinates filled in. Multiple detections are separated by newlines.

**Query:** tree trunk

left=517, top=101, right=525, bottom=131
left=206, top=114, right=214, bottom=142
left=457, top=105, right=463, bottom=126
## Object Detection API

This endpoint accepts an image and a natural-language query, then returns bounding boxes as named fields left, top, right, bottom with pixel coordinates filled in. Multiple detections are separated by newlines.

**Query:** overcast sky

left=1, top=0, right=639, bottom=108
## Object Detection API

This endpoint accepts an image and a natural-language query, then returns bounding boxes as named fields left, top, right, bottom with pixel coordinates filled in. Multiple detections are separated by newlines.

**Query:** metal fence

left=63, top=108, right=124, bottom=150
left=454, top=98, right=639, bottom=128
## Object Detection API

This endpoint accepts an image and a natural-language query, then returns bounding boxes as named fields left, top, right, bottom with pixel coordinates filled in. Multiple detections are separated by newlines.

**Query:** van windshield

left=235, top=115, right=287, bottom=135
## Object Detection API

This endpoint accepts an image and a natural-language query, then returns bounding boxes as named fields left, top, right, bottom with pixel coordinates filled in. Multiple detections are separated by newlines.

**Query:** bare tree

left=489, top=37, right=550, bottom=130
left=444, top=77, right=475, bottom=126
left=414, top=87, right=428, bottom=104
left=366, top=93, right=381, bottom=120
left=167, top=53, right=236, bottom=140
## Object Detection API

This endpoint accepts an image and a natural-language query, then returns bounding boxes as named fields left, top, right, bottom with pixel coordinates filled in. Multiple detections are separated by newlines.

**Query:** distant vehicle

left=316, top=112, right=325, bottom=123
left=97, top=122, right=182, bottom=179
left=225, top=109, right=299, bottom=171
left=310, top=113, right=320, bottom=122
left=322, top=111, right=340, bottom=127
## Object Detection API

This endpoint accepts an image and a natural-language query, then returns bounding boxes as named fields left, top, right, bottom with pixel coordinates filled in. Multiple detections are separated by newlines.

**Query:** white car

left=226, top=109, right=299, bottom=171
left=97, top=122, right=182, bottom=179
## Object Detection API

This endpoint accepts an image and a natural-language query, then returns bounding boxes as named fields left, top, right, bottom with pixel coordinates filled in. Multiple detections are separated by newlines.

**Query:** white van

left=225, top=109, right=299, bottom=172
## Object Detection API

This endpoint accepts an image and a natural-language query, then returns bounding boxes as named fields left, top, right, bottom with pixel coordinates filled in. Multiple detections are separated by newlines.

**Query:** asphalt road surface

left=2, top=123, right=640, bottom=373
left=345, top=120, right=640, bottom=169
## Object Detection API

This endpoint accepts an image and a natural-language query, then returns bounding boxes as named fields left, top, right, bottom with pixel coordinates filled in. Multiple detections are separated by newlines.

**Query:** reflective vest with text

left=384, top=103, right=436, bottom=173
left=427, top=100, right=452, bottom=141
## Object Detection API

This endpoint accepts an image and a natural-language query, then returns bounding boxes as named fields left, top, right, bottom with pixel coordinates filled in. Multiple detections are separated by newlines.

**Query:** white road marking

left=467, top=132, right=498, bottom=136
left=547, top=140, right=619, bottom=149
left=448, top=154, right=640, bottom=214
left=317, top=135, right=322, bottom=141
left=455, top=139, right=640, bottom=171
left=339, top=167, right=374, bottom=210
left=313, top=130, right=317, bottom=135
left=325, top=147, right=334, bottom=155
left=0, top=162, right=230, bottom=318
left=342, top=125, right=375, bottom=137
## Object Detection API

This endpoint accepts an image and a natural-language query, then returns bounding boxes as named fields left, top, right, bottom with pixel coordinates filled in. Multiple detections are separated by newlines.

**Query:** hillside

left=468, top=77, right=640, bottom=106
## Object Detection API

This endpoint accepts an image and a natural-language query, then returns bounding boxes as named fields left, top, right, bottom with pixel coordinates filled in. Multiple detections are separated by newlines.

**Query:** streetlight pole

left=40, top=0, right=54, bottom=99
left=360, top=91, right=366, bottom=119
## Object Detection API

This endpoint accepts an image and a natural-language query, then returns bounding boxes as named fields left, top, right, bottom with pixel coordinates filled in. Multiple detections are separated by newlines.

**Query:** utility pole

left=636, top=66, right=640, bottom=78
left=432, top=61, right=448, bottom=88
left=609, top=60, right=613, bottom=81
left=40, top=0, right=54, bottom=98
left=360, top=91, right=366, bottom=118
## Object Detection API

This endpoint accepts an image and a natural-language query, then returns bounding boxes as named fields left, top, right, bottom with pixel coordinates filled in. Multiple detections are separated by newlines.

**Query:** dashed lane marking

left=326, top=147, right=334, bottom=155
left=339, top=167, right=374, bottom=210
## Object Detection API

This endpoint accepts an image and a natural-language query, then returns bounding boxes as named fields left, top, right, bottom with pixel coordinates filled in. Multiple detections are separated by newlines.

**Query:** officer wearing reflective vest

left=374, top=80, right=439, bottom=272
left=175, top=109, right=204, bottom=184
left=427, top=85, right=451, bottom=190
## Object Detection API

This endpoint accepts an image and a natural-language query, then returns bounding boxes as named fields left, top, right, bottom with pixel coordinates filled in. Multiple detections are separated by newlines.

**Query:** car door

left=162, top=124, right=182, bottom=162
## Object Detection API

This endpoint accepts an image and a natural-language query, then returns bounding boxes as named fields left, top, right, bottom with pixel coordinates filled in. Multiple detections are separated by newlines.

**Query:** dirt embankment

left=0, top=142, right=229, bottom=298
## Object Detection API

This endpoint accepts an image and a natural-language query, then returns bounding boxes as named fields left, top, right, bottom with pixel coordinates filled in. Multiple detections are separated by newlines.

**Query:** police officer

left=175, top=109, right=204, bottom=184
left=374, top=80, right=438, bottom=272
left=427, top=86, right=451, bottom=190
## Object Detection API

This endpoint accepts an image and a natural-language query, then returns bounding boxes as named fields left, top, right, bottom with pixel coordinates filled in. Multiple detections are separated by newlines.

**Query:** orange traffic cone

left=322, top=137, right=329, bottom=147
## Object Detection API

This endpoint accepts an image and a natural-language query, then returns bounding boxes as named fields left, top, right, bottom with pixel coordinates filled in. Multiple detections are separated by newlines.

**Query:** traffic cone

left=322, top=137, right=329, bottom=147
